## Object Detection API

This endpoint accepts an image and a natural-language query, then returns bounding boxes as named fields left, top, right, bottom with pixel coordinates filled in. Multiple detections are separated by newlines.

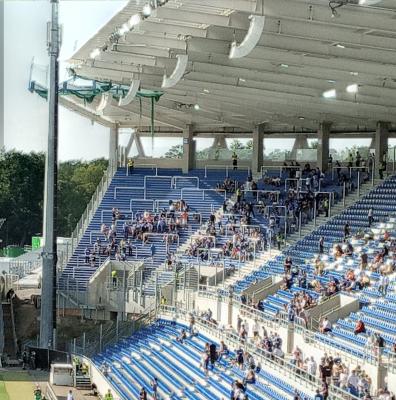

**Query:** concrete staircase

left=222, top=249, right=281, bottom=287
left=286, top=179, right=383, bottom=246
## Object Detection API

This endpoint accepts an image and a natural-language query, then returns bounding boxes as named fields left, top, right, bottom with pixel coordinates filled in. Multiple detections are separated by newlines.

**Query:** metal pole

left=299, top=211, right=302, bottom=238
left=328, top=193, right=332, bottom=218
left=343, top=182, right=346, bottom=207
left=357, top=171, right=360, bottom=197
left=40, top=0, right=59, bottom=349
left=284, top=207, right=287, bottom=240
left=82, top=332, right=86, bottom=355
left=99, top=324, right=103, bottom=352
left=371, top=159, right=375, bottom=186
left=314, top=198, right=317, bottom=226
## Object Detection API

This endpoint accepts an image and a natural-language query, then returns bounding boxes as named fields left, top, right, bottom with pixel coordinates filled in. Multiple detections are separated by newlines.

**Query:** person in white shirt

left=319, top=317, right=332, bottom=334
left=378, top=274, right=389, bottom=296
left=307, top=356, right=317, bottom=378
left=67, top=390, right=74, bottom=400
left=347, top=370, right=359, bottom=396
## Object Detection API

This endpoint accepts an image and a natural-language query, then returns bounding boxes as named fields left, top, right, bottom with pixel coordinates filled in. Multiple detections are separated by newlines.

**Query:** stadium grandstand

left=3, top=0, right=396, bottom=400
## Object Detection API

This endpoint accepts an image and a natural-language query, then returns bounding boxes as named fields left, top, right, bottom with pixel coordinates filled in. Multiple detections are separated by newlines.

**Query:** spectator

left=150, top=377, right=158, bottom=400
left=354, top=319, right=366, bottom=335
left=104, top=389, right=114, bottom=400
left=232, top=152, right=238, bottom=170
left=319, top=317, right=332, bottom=334
left=378, top=273, right=389, bottom=296
left=368, top=207, right=374, bottom=227
left=139, top=387, right=147, bottom=400
left=176, top=329, right=187, bottom=344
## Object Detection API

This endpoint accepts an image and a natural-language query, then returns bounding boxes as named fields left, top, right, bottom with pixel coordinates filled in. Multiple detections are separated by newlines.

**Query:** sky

left=4, top=0, right=126, bottom=161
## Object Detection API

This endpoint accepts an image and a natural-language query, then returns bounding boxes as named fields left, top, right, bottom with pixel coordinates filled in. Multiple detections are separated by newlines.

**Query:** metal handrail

left=204, top=164, right=251, bottom=178
left=159, top=306, right=361, bottom=400
left=128, top=163, right=158, bottom=176
left=261, top=165, right=301, bottom=178
left=130, top=198, right=155, bottom=212
left=68, top=163, right=117, bottom=266
left=181, top=188, right=226, bottom=200
left=241, top=189, right=280, bottom=203
left=113, top=186, right=144, bottom=200
left=172, top=176, right=199, bottom=189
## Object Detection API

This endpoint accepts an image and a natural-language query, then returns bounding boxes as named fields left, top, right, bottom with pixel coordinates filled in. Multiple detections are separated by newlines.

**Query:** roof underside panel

left=65, top=0, right=396, bottom=133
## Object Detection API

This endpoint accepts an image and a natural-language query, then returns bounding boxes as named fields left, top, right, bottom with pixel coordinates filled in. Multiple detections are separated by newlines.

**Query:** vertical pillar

left=375, top=121, right=389, bottom=177
left=291, top=134, right=308, bottom=159
left=109, top=125, right=119, bottom=168
left=135, top=133, right=146, bottom=158
left=317, top=122, right=331, bottom=172
left=182, top=124, right=194, bottom=173
left=252, top=124, right=265, bottom=173
left=40, top=0, right=59, bottom=350
left=0, top=1, right=4, bottom=149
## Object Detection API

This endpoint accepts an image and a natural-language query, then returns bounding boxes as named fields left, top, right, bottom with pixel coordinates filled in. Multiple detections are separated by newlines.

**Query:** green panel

left=31, top=236, right=42, bottom=250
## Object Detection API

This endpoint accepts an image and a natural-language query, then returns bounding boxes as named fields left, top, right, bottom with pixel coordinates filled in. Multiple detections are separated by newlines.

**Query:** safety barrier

left=113, top=186, right=144, bottom=200
left=180, top=188, right=226, bottom=200
left=127, top=163, right=158, bottom=176
left=129, top=198, right=155, bottom=212
left=241, top=189, right=280, bottom=203
left=204, top=164, right=251, bottom=178
left=172, top=176, right=199, bottom=189
left=261, top=164, right=301, bottom=178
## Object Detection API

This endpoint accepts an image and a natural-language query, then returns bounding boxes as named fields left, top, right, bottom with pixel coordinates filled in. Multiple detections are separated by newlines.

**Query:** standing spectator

left=343, top=223, right=351, bottom=240
left=139, top=387, right=147, bottom=400
left=348, top=152, right=354, bottom=168
left=368, top=208, right=374, bottom=227
left=104, top=389, right=114, bottom=400
left=356, top=151, right=361, bottom=167
left=127, top=158, right=134, bottom=174
left=150, top=243, right=156, bottom=263
left=232, top=152, right=238, bottom=170
left=318, top=236, right=324, bottom=254
left=150, top=377, right=158, bottom=400
left=378, top=273, right=389, bottom=296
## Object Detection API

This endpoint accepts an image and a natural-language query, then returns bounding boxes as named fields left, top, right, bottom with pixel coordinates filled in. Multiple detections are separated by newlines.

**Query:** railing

left=113, top=186, right=144, bottom=200
left=261, top=165, right=301, bottom=178
left=159, top=306, right=360, bottom=400
left=129, top=198, right=155, bottom=212
left=127, top=163, right=158, bottom=176
left=172, top=176, right=199, bottom=189
left=204, top=164, right=251, bottom=178
left=69, top=162, right=117, bottom=267
left=241, top=189, right=280, bottom=203
left=180, top=188, right=226, bottom=200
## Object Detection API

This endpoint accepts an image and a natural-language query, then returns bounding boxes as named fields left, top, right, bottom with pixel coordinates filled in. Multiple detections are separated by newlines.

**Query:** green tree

left=162, top=145, right=183, bottom=159
left=0, top=150, right=45, bottom=246
left=0, top=150, right=107, bottom=247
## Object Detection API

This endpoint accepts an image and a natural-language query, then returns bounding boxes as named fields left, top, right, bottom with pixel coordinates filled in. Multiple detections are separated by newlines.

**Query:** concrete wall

left=243, top=277, right=282, bottom=301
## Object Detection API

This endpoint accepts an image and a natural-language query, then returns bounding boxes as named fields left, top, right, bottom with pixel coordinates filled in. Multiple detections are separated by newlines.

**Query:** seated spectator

left=176, top=329, right=187, bottom=343
left=319, top=317, right=332, bottom=334
left=354, top=320, right=366, bottom=335
left=243, top=368, right=256, bottom=385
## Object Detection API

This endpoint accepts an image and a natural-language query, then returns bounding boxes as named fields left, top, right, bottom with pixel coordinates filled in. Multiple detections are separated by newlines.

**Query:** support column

left=109, top=125, right=119, bottom=168
left=252, top=124, right=265, bottom=173
left=135, top=133, right=146, bottom=158
left=317, top=122, right=331, bottom=172
left=375, top=121, right=389, bottom=176
left=182, top=124, right=195, bottom=173
left=291, top=134, right=308, bottom=159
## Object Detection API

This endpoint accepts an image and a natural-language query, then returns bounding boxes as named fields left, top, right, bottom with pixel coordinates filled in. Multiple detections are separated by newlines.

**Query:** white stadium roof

left=64, top=0, right=396, bottom=134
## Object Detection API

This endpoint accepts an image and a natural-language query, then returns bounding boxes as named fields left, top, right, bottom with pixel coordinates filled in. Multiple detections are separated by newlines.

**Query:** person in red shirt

left=354, top=320, right=366, bottom=335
